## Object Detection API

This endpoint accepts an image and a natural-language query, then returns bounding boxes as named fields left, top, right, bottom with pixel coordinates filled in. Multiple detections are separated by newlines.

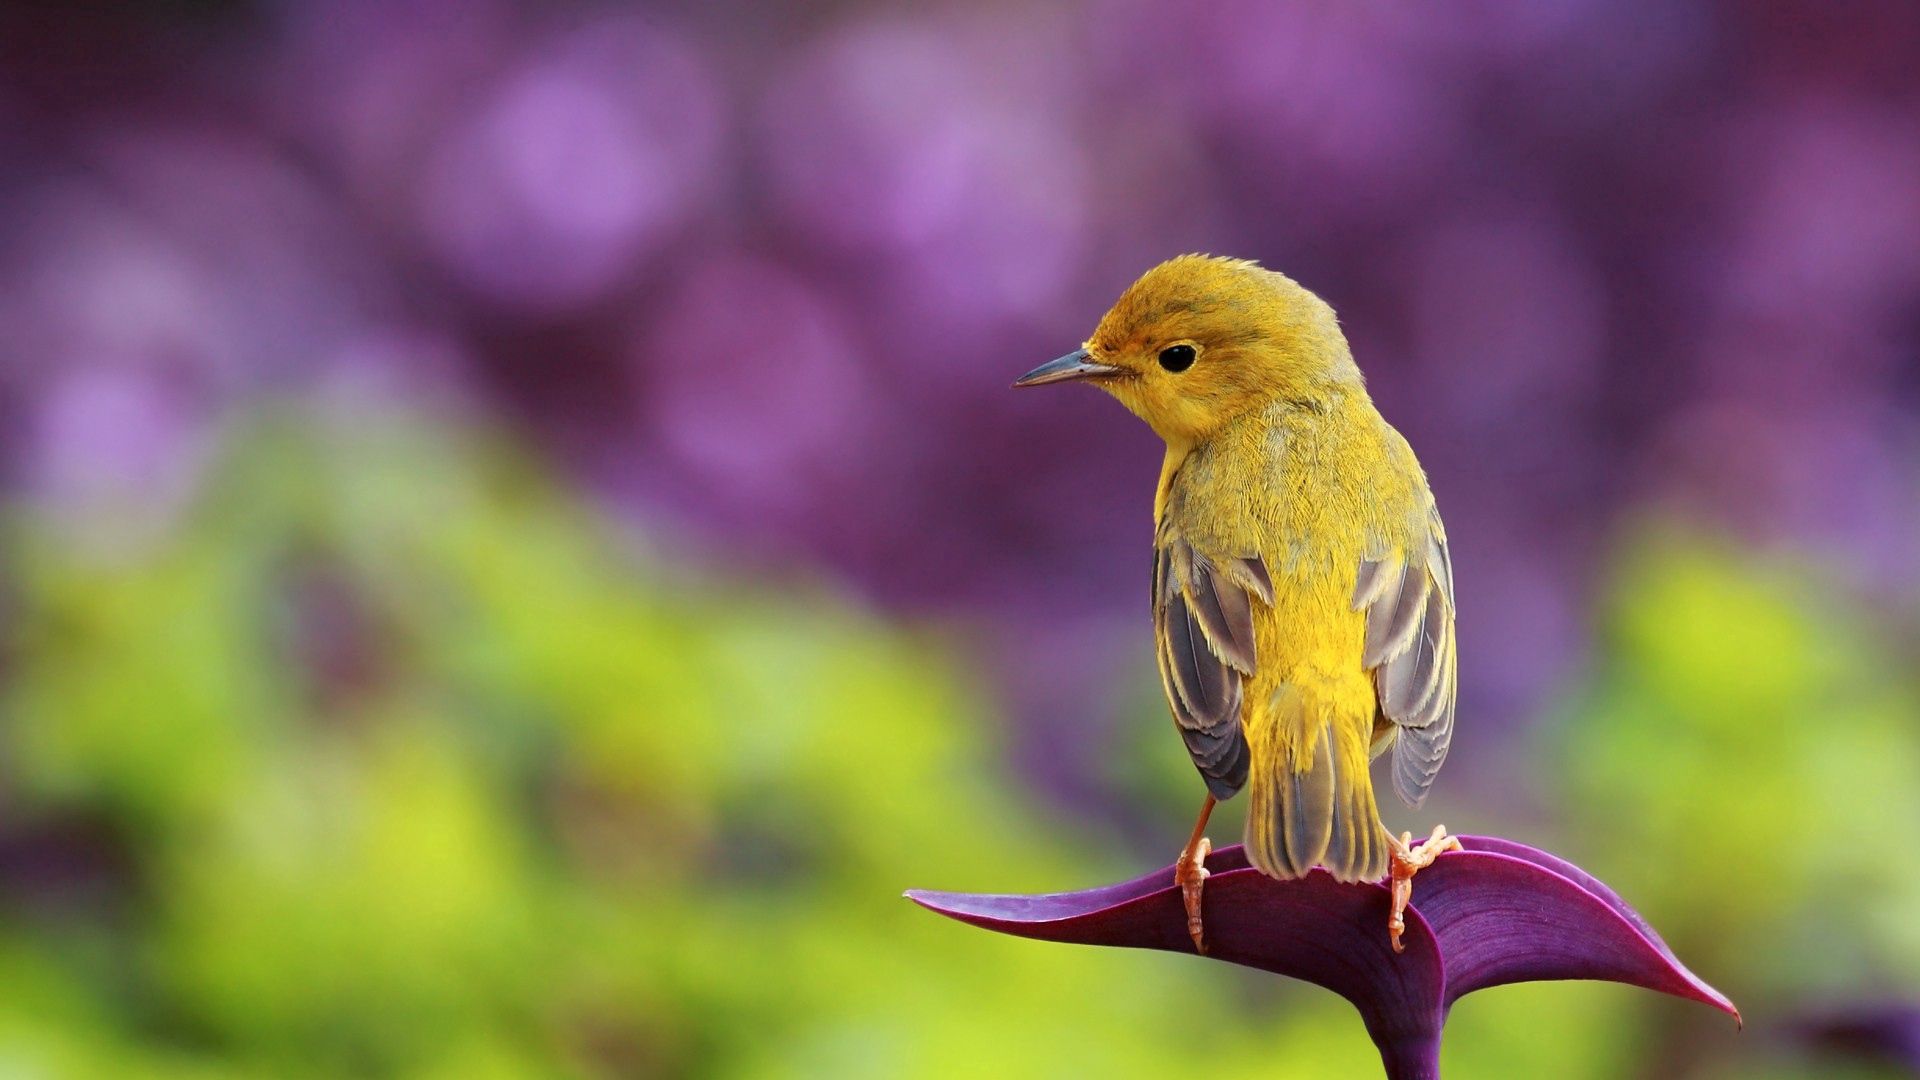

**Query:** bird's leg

left=1174, top=794, right=1217, bottom=954
left=1387, top=824, right=1462, bottom=954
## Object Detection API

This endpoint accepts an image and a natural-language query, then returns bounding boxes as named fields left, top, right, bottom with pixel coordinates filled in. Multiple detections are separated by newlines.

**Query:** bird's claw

left=1175, top=836, right=1211, bottom=954
left=1388, top=824, right=1461, bottom=953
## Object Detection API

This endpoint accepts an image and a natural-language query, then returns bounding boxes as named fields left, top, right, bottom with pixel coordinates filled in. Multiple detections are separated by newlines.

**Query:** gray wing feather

left=1357, top=507, right=1457, bottom=808
left=1154, top=535, right=1266, bottom=799
left=1186, top=552, right=1257, bottom=675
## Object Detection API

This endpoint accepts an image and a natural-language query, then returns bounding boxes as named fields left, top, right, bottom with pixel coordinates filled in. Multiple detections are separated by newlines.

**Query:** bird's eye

left=1158, top=344, right=1197, bottom=373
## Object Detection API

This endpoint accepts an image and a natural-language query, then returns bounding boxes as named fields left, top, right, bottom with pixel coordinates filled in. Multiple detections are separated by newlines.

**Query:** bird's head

left=1016, top=254, right=1361, bottom=446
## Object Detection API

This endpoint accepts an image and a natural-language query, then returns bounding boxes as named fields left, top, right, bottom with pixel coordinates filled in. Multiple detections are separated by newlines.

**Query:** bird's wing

left=1153, top=529, right=1272, bottom=799
left=1354, top=504, right=1456, bottom=808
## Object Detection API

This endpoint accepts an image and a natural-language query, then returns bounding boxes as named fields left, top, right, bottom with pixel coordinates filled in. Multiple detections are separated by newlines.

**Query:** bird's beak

left=1012, top=349, right=1124, bottom=388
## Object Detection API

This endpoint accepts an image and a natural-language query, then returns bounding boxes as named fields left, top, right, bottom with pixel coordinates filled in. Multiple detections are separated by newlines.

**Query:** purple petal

left=1457, top=836, right=1674, bottom=951
left=909, top=837, right=1737, bottom=1076
left=911, top=850, right=1448, bottom=1075
left=1417, top=838, right=1739, bottom=1023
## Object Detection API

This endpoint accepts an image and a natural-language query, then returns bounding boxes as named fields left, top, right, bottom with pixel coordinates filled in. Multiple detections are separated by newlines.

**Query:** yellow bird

left=1015, top=254, right=1459, bottom=953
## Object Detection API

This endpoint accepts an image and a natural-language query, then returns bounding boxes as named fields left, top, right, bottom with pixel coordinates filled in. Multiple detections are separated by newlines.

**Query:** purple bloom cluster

left=3, top=2, right=1918, bottom=774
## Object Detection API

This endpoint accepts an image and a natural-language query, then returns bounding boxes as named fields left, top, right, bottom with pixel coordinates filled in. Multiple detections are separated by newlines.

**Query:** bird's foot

left=1175, top=836, right=1211, bottom=954
left=1388, top=824, right=1462, bottom=954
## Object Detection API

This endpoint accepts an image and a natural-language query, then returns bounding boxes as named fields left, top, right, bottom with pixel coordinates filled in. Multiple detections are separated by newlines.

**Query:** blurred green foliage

left=0, top=413, right=1912, bottom=1077
left=1555, top=525, right=1920, bottom=1069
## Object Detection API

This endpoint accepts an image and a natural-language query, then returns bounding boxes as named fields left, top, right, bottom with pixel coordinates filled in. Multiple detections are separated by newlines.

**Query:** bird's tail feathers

left=1244, top=686, right=1389, bottom=882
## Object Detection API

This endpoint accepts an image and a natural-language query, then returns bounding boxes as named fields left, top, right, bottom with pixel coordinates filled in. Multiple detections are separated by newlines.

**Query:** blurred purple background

left=4, top=0, right=1918, bottom=809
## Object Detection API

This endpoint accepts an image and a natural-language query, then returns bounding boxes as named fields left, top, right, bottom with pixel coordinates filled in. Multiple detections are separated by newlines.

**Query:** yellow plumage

left=1020, top=254, right=1456, bottom=886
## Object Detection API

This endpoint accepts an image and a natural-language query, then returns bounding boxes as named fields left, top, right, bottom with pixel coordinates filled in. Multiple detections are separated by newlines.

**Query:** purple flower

left=413, top=14, right=724, bottom=313
left=758, top=16, right=1090, bottom=334
left=1800, top=1002, right=1920, bottom=1072
left=909, top=836, right=1737, bottom=1079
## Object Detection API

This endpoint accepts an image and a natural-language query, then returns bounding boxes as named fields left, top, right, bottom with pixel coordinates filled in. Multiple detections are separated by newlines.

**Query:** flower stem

left=1375, top=1031, right=1442, bottom=1080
